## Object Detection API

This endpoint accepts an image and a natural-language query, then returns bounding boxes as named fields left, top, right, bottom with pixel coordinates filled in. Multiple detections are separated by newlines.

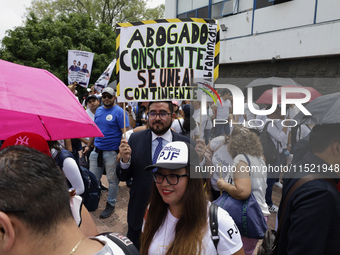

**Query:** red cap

left=1, top=132, right=51, bottom=157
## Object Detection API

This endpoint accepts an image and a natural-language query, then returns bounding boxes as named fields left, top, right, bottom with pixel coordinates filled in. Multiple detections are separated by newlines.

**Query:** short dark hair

left=219, top=89, right=230, bottom=96
left=148, top=101, right=174, bottom=114
left=310, top=124, right=340, bottom=153
left=0, top=146, right=72, bottom=235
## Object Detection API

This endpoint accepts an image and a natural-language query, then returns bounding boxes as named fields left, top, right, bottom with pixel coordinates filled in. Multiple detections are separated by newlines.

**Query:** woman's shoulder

left=234, top=154, right=265, bottom=166
left=233, top=154, right=247, bottom=165
left=206, top=202, right=243, bottom=251
left=207, top=202, right=236, bottom=225
left=210, top=136, right=226, bottom=150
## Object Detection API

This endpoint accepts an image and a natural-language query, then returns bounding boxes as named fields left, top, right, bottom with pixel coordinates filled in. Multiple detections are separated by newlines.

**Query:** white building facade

left=165, top=0, right=340, bottom=93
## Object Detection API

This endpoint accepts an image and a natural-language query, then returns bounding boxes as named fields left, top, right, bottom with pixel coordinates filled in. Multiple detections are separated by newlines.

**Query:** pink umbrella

left=0, top=60, right=103, bottom=141
left=256, top=85, right=322, bottom=104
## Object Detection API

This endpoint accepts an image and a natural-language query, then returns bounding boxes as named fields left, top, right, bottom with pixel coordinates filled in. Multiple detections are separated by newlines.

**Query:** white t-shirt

left=286, top=105, right=300, bottom=119
left=210, top=136, right=233, bottom=167
left=171, top=119, right=199, bottom=139
left=266, top=119, right=289, bottom=153
left=86, top=108, right=96, bottom=121
left=193, top=108, right=213, bottom=139
left=214, top=99, right=231, bottom=119
left=147, top=203, right=243, bottom=255
left=224, top=154, right=270, bottom=216
left=244, top=102, right=260, bottom=121
left=209, top=136, right=233, bottom=191
left=91, top=234, right=131, bottom=255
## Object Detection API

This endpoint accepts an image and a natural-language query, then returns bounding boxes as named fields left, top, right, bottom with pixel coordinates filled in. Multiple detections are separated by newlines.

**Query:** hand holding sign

left=119, top=138, right=131, bottom=163
left=195, top=139, right=206, bottom=162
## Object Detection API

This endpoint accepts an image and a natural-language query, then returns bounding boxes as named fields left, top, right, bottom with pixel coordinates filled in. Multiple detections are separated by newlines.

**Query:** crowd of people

left=1, top=84, right=339, bottom=255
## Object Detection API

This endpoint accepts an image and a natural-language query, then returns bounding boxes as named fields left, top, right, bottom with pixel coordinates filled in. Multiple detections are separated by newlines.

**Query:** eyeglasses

left=148, top=112, right=171, bottom=119
left=102, top=94, right=113, bottom=99
left=152, top=172, right=188, bottom=185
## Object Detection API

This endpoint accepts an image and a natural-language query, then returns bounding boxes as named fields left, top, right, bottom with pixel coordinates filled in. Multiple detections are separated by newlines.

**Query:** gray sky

left=0, top=0, right=165, bottom=42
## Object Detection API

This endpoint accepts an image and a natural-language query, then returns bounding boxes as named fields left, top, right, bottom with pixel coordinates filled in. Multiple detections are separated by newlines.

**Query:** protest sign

left=68, top=50, right=94, bottom=87
left=94, top=59, right=116, bottom=92
left=116, top=18, right=220, bottom=102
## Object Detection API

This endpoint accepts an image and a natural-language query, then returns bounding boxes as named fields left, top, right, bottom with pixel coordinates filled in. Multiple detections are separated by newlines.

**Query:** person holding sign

left=85, top=87, right=129, bottom=219
left=212, top=89, right=232, bottom=137
left=141, top=141, right=244, bottom=255
left=117, top=101, right=206, bottom=249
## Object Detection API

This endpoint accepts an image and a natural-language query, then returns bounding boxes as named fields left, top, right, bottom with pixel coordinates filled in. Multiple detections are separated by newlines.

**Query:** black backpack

left=178, top=118, right=196, bottom=139
left=97, top=232, right=140, bottom=254
left=260, top=122, right=280, bottom=164
left=56, top=149, right=101, bottom=212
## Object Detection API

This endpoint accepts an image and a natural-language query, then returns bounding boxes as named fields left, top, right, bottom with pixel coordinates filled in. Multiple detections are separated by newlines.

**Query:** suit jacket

left=116, top=129, right=193, bottom=230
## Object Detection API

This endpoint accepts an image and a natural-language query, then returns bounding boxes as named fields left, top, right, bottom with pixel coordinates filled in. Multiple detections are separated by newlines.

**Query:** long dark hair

left=140, top=167, right=208, bottom=255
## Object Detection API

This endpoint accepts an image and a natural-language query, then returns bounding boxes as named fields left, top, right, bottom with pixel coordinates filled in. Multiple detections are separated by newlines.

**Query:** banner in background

left=94, top=59, right=116, bottom=93
left=68, top=50, right=94, bottom=87
left=116, top=18, right=220, bottom=102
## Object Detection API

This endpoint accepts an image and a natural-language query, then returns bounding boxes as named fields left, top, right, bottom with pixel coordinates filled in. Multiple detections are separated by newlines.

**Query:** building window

left=177, top=6, right=209, bottom=18
left=256, top=0, right=273, bottom=9
left=197, top=6, right=209, bottom=18
left=257, top=0, right=292, bottom=9
left=211, top=2, right=224, bottom=19
left=177, top=13, right=186, bottom=18
left=177, top=0, right=238, bottom=19
left=187, top=10, right=196, bottom=18
left=221, top=0, right=235, bottom=17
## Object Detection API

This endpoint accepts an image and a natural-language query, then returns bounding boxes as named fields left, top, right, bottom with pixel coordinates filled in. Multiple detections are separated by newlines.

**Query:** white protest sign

left=94, top=59, right=116, bottom=92
left=68, top=50, right=94, bottom=87
left=116, top=19, right=219, bottom=102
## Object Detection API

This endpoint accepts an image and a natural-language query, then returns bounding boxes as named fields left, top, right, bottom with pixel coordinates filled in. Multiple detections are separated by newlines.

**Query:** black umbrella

left=294, top=92, right=340, bottom=125
left=245, top=77, right=300, bottom=101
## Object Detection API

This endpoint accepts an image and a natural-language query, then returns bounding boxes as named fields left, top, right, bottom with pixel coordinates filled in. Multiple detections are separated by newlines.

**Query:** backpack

left=260, top=122, right=280, bottom=164
left=96, top=232, right=140, bottom=254
left=209, top=203, right=219, bottom=251
left=55, top=149, right=101, bottom=212
left=177, top=119, right=190, bottom=137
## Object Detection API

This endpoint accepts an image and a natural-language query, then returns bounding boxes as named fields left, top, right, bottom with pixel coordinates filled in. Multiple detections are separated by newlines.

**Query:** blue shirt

left=94, top=105, right=129, bottom=151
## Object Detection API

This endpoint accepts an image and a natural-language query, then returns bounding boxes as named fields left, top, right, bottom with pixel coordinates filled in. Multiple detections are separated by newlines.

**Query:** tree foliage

left=25, top=0, right=165, bottom=27
left=0, top=13, right=116, bottom=85
left=0, top=0, right=164, bottom=98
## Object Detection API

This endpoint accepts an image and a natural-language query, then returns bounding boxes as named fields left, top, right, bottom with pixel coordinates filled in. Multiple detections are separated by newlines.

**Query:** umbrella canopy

left=0, top=60, right=103, bottom=141
left=107, top=80, right=117, bottom=90
left=294, top=92, right=340, bottom=125
left=245, top=77, right=300, bottom=101
left=256, top=85, right=322, bottom=104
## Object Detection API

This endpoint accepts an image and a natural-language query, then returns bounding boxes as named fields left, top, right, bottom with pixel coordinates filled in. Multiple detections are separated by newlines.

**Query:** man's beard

left=103, top=101, right=114, bottom=108
left=150, top=120, right=172, bottom=135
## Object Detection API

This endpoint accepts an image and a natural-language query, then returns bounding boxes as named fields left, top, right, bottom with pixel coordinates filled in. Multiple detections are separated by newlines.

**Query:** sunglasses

left=102, top=94, right=113, bottom=99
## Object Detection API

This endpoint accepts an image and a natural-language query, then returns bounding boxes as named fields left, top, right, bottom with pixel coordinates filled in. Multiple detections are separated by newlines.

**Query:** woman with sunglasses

left=141, top=141, right=244, bottom=255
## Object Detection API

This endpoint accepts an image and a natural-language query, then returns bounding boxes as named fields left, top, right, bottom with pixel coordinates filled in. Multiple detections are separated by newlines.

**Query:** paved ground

left=90, top=178, right=129, bottom=235
left=90, top=177, right=283, bottom=251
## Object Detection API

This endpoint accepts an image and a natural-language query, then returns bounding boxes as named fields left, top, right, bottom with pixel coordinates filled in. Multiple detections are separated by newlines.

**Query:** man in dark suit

left=117, top=101, right=206, bottom=249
